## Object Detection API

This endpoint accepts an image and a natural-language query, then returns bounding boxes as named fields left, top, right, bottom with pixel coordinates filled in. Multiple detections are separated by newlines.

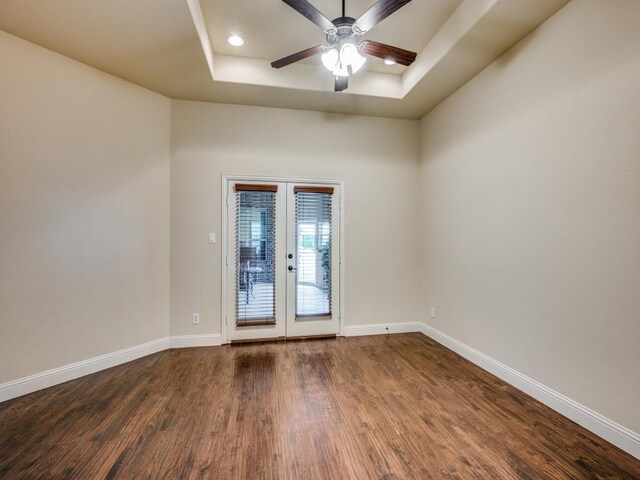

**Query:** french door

left=225, top=179, right=341, bottom=341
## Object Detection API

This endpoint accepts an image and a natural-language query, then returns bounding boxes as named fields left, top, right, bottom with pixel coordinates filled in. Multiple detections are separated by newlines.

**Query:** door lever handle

left=288, top=265, right=296, bottom=272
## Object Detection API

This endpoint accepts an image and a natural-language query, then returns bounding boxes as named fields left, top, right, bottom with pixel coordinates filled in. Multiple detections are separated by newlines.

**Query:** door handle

left=288, top=265, right=296, bottom=272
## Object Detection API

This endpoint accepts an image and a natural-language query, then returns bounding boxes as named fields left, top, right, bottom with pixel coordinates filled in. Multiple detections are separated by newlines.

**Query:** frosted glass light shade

left=340, top=44, right=366, bottom=74
left=333, top=64, right=349, bottom=77
left=321, top=48, right=339, bottom=71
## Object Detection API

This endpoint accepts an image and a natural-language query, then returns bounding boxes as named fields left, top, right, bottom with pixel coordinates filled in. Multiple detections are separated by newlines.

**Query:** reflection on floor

left=238, top=283, right=329, bottom=318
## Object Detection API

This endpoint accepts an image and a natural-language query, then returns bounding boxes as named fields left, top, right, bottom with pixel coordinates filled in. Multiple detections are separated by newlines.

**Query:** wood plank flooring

left=0, top=333, right=639, bottom=479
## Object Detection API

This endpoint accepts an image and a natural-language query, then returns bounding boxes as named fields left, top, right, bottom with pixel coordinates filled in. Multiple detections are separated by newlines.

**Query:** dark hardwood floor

left=0, top=333, right=638, bottom=479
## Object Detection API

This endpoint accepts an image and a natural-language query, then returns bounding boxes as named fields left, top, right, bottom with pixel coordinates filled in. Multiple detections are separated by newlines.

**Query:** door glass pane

left=295, top=191, right=332, bottom=317
left=235, top=190, right=276, bottom=325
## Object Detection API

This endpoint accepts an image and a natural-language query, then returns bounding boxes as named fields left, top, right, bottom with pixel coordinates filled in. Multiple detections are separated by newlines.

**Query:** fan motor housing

left=327, top=16, right=359, bottom=44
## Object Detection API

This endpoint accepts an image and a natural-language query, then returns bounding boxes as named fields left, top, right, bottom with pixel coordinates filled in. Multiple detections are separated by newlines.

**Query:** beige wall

left=2, top=0, right=638, bottom=440
left=419, top=0, right=640, bottom=433
left=170, top=100, right=421, bottom=336
left=0, top=32, right=171, bottom=383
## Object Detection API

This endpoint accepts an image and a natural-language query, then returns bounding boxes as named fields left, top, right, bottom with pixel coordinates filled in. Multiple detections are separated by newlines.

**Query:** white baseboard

left=419, top=322, right=640, bottom=460
left=0, top=333, right=223, bottom=403
left=169, top=334, right=223, bottom=348
left=0, top=337, right=170, bottom=403
left=344, top=321, right=424, bottom=337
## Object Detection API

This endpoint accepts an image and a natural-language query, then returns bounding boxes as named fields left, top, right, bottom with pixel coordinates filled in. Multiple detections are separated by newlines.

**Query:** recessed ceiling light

left=384, top=59, right=396, bottom=65
left=227, top=35, right=244, bottom=47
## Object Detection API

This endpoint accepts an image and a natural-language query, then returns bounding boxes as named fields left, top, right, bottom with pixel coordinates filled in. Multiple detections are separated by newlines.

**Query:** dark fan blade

left=335, top=76, right=348, bottom=92
left=271, top=45, right=324, bottom=69
left=361, top=40, right=417, bottom=66
left=355, top=0, right=412, bottom=33
left=282, top=0, right=336, bottom=32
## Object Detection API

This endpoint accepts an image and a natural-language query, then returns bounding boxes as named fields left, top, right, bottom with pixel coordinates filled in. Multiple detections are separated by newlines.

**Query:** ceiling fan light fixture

left=322, top=43, right=366, bottom=77
left=226, top=35, right=245, bottom=47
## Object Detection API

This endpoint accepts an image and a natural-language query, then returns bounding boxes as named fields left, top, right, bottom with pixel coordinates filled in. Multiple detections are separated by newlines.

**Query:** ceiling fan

left=271, top=0, right=417, bottom=92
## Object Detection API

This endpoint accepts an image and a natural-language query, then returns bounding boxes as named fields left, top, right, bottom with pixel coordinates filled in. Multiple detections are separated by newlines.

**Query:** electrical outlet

left=430, top=307, right=436, bottom=319
left=192, top=313, right=200, bottom=325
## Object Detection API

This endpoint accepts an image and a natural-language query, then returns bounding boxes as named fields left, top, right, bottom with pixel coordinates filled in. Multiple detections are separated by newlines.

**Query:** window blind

left=294, top=189, right=333, bottom=318
left=235, top=186, right=277, bottom=325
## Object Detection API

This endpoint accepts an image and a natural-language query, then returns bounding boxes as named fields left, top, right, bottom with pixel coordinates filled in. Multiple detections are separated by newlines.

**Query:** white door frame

left=221, top=174, right=346, bottom=344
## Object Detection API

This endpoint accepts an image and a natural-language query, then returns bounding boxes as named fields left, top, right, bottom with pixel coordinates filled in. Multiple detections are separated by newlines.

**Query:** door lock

left=288, top=265, right=296, bottom=272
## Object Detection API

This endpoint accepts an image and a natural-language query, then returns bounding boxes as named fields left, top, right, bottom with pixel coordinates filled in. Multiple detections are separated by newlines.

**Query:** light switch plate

left=209, top=233, right=216, bottom=244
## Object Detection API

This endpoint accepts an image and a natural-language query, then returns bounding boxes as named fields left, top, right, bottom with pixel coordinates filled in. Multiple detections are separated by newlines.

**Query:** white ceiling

left=0, top=0, right=571, bottom=119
